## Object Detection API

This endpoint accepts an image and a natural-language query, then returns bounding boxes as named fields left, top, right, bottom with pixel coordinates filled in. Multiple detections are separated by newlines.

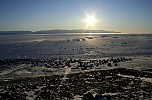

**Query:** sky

left=0, top=0, right=152, bottom=33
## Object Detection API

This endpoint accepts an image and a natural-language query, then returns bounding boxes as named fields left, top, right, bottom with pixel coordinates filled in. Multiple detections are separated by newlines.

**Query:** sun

left=86, top=15, right=95, bottom=26
left=84, top=14, right=98, bottom=28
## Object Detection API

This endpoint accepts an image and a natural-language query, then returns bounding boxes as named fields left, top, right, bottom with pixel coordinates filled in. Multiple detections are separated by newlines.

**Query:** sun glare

left=84, top=14, right=98, bottom=29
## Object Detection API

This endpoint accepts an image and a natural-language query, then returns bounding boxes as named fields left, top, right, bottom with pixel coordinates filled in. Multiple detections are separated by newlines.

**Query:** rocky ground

left=0, top=57, right=152, bottom=100
left=0, top=67, right=152, bottom=100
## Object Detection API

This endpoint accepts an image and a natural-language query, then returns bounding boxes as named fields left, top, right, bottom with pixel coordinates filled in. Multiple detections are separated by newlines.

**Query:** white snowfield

left=0, top=34, right=152, bottom=59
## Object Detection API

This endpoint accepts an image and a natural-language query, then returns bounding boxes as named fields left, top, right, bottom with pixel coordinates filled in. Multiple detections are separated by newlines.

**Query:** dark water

left=0, top=33, right=152, bottom=59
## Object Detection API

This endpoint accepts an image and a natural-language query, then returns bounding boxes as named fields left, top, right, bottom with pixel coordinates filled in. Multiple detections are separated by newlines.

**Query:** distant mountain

left=0, top=31, right=32, bottom=35
left=0, top=29, right=120, bottom=35
left=36, top=29, right=120, bottom=33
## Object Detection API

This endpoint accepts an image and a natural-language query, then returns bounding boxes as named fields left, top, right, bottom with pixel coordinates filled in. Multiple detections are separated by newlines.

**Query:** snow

left=0, top=64, right=27, bottom=75
left=0, top=34, right=152, bottom=84
left=117, top=73, right=152, bottom=83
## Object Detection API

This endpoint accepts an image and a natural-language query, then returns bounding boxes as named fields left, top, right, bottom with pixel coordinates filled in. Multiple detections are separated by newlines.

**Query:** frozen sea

left=0, top=33, right=152, bottom=59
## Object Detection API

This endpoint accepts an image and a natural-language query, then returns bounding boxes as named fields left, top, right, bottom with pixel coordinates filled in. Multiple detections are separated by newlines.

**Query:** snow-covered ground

left=0, top=34, right=152, bottom=99
left=0, top=34, right=152, bottom=82
left=0, top=34, right=152, bottom=59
